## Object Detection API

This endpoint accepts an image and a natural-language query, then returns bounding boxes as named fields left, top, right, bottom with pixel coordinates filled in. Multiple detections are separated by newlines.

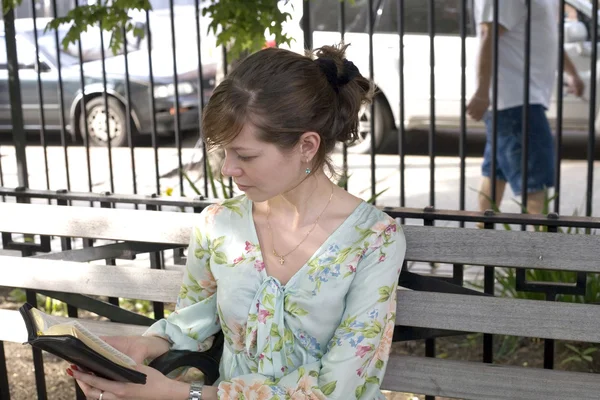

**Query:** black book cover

left=19, top=303, right=146, bottom=384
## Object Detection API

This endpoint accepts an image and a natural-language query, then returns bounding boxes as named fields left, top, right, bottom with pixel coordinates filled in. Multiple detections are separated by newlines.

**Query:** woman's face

left=220, top=124, right=305, bottom=202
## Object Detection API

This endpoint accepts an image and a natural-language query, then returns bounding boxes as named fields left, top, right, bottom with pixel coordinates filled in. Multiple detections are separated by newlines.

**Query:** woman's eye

left=238, top=155, right=255, bottom=161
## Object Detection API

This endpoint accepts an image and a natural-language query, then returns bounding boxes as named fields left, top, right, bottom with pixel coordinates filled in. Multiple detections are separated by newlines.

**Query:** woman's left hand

left=69, top=364, right=190, bottom=400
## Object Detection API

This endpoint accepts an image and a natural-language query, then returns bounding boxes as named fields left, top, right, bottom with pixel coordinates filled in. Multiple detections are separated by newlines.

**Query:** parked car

left=0, top=18, right=216, bottom=146
left=281, top=0, right=600, bottom=155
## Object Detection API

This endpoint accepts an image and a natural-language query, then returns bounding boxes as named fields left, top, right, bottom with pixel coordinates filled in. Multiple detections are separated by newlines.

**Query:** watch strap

left=189, top=381, right=204, bottom=400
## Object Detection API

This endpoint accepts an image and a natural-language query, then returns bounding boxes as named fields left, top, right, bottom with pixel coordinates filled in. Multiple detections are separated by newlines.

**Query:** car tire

left=346, top=95, right=394, bottom=154
left=79, top=97, right=130, bottom=147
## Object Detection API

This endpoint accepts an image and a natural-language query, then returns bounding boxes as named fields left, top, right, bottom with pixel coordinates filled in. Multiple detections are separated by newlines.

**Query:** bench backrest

left=2, top=202, right=600, bottom=399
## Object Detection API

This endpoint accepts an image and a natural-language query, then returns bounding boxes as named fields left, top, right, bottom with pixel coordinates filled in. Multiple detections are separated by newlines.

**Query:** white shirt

left=474, top=0, right=559, bottom=110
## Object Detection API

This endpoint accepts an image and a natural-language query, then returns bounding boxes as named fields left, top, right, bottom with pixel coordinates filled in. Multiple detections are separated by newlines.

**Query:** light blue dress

left=145, top=195, right=406, bottom=399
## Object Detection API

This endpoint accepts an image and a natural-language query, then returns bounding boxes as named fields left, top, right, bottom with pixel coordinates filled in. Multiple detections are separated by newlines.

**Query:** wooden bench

left=1, top=200, right=600, bottom=399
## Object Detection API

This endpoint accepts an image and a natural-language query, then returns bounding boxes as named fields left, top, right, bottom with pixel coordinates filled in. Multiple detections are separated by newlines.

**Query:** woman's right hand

left=102, top=335, right=171, bottom=365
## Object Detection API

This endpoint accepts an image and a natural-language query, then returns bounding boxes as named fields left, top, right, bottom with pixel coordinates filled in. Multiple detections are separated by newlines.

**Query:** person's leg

left=480, top=110, right=508, bottom=213
left=501, top=104, right=555, bottom=215
left=522, top=105, right=555, bottom=215
left=525, top=190, right=546, bottom=214
left=478, top=176, right=507, bottom=212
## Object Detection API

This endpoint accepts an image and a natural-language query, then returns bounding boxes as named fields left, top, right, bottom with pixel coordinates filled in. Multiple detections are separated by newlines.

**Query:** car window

left=309, top=0, right=475, bottom=36
left=0, top=36, right=38, bottom=69
left=400, top=0, right=476, bottom=36
left=310, top=0, right=370, bottom=33
left=16, top=37, right=38, bottom=69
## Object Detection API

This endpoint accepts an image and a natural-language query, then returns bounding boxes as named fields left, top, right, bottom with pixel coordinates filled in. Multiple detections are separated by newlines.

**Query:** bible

left=19, top=303, right=147, bottom=384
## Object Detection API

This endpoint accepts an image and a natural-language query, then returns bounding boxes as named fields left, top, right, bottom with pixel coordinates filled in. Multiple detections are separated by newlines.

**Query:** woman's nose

left=221, top=157, right=241, bottom=178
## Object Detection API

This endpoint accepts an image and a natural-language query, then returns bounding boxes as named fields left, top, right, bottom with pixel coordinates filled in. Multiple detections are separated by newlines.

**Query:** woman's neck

left=268, top=172, right=334, bottom=228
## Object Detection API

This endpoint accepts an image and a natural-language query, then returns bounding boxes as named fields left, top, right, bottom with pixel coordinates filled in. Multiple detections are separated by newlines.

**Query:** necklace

left=267, top=182, right=334, bottom=266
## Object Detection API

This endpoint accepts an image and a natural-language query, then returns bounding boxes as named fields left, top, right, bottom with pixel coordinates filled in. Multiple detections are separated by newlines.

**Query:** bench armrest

left=148, top=332, right=224, bottom=385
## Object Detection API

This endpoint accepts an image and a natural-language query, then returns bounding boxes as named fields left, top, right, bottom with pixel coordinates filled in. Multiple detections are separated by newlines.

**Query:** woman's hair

left=202, top=43, right=374, bottom=173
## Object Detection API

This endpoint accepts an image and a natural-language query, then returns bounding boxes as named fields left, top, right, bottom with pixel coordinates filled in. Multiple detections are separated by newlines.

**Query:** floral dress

left=144, top=195, right=406, bottom=399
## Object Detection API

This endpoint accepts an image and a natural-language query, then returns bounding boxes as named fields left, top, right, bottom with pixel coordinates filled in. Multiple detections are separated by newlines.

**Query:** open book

left=19, top=303, right=147, bottom=384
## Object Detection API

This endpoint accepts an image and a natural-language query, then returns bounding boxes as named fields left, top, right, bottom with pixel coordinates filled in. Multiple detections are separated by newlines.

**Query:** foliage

left=9, top=288, right=164, bottom=319
left=202, top=0, right=293, bottom=60
left=3, top=0, right=294, bottom=60
left=561, top=343, right=599, bottom=371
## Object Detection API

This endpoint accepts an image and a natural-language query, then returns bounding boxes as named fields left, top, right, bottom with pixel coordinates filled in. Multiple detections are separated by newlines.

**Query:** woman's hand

left=101, top=335, right=171, bottom=365
left=69, top=364, right=190, bottom=400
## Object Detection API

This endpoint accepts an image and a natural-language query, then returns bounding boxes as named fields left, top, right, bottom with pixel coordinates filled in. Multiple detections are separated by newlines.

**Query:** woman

left=70, top=43, right=406, bottom=400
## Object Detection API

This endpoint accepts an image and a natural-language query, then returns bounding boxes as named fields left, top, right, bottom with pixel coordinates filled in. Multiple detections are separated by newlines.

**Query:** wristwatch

left=188, top=381, right=204, bottom=400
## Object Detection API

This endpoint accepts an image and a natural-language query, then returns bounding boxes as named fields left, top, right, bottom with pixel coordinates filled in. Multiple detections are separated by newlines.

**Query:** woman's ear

left=298, top=131, right=321, bottom=162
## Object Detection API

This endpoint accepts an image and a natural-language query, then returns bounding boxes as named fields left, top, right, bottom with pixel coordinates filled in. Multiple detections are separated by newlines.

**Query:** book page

left=30, top=307, right=64, bottom=333
left=44, top=321, right=136, bottom=368
left=30, top=308, right=136, bottom=368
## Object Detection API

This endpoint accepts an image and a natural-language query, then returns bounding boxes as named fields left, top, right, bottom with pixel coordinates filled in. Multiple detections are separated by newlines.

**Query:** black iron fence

left=2, top=0, right=600, bottom=398
left=0, top=0, right=598, bottom=215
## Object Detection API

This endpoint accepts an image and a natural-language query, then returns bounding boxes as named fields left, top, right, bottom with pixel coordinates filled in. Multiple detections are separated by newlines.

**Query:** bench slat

left=405, top=225, right=600, bottom=272
left=0, top=203, right=193, bottom=245
left=397, top=290, right=600, bottom=343
left=3, top=255, right=599, bottom=343
left=0, top=256, right=182, bottom=303
left=382, top=354, right=600, bottom=400
left=0, top=203, right=600, bottom=272
left=2, top=203, right=600, bottom=272
left=0, top=309, right=147, bottom=343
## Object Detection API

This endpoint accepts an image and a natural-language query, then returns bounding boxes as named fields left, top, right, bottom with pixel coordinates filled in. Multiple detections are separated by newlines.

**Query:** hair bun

left=314, top=58, right=361, bottom=92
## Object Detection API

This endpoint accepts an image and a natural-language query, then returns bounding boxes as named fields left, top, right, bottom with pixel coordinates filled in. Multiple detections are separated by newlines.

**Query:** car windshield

left=25, top=29, right=79, bottom=67
left=25, top=26, right=124, bottom=68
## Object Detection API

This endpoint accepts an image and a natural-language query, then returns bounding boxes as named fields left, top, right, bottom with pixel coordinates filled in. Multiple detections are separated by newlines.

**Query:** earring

left=305, top=167, right=311, bottom=175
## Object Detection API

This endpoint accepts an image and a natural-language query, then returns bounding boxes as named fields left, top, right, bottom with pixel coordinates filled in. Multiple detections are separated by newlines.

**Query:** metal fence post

left=3, top=7, right=29, bottom=189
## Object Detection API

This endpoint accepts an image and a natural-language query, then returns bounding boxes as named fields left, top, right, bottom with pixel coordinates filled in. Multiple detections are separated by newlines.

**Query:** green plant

left=9, top=289, right=69, bottom=315
left=561, top=343, right=598, bottom=371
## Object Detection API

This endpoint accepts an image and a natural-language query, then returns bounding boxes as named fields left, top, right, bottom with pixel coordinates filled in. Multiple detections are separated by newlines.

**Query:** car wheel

left=345, top=96, right=394, bottom=154
left=80, top=97, right=129, bottom=147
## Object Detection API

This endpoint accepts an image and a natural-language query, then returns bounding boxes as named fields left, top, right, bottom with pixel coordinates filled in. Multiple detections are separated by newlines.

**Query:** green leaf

left=270, top=323, right=280, bottom=337
left=564, top=344, right=581, bottom=354
left=195, top=249, right=207, bottom=259
left=365, top=376, right=380, bottom=385
left=194, top=227, right=203, bottom=244
left=378, top=286, right=392, bottom=303
left=375, top=359, right=385, bottom=369
left=273, top=337, right=283, bottom=352
left=212, top=251, right=228, bottom=265
left=263, top=293, right=275, bottom=308
left=284, top=328, right=294, bottom=342
left=298, top=366, right=306, bottom=378
left=212, top=236, right=226, bottom=250
left=309, top=370, right=319, bottom=378
left=561, top=356, right=583, bottom=366
left=293, top=308, right=309, bottom=316
left=320, top=381, right=337, bottom=396
left=355, top=383, right=366, bottom=399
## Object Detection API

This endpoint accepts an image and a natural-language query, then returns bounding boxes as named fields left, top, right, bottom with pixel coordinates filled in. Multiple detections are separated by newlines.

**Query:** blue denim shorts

left=482, top=104, right=555, bottom=196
